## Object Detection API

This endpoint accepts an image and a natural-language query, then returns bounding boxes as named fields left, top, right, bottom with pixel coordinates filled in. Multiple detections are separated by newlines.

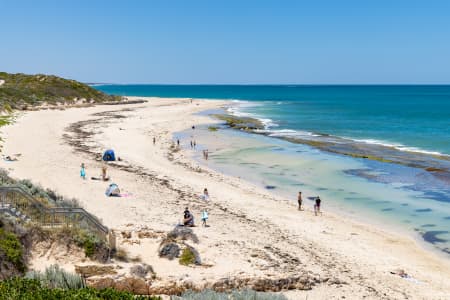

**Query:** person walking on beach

left=193, top=140, right=196, bottom=149
left=205, top=149, right=209, bottom=160
left=177, top=139, right=180, bottom=147
left=201, top=209, right=209, bottom=227
left=80, top=163, right=86, bottom=180
left=190, top=140, right=193, bottom=149
left=101, top=165, right=109, bottom=181
left=201, top=188, right=209, bottom=201
left=297, top=191, right=303, bottom=211
left=153, top=137, right=156, bottom=145
left=314, top=196, right=321, bottom=216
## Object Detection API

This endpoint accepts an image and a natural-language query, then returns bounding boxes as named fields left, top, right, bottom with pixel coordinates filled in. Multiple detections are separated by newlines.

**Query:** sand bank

left=1, top=97, right=450, bottom=299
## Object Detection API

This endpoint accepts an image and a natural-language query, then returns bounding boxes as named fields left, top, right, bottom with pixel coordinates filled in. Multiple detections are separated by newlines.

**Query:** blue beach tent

left=103, top=149, right=115, bottom=161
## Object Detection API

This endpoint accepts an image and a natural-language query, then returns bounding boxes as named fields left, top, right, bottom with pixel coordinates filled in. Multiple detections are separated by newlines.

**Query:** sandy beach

left=1, top=97, right=450, bottom=299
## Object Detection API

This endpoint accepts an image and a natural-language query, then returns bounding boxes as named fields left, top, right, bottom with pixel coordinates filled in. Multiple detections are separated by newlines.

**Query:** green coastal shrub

left=25, top=264, right=85, bottom=289
left=0, top=277, right=161, bottom=299
left=208, top=126, right=219, bottom=132
left=179, top=247, right=196, bottom=266
left=171, top=289, right=288, bottom=300
left=0, top=228, right=25, bottom=272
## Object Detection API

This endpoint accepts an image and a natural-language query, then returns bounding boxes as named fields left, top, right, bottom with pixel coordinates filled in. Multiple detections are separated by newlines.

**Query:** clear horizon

left=1, top=0, right=450, bottom=84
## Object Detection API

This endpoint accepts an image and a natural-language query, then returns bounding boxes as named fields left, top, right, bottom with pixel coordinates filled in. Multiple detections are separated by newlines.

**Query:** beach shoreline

left=1, top=96, right=450, bottom=299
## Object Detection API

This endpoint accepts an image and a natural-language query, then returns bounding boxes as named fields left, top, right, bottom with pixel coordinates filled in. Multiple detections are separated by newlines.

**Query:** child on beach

left=201, top=209, right=209, bottom=227
left=314, top=196, right=321, bottom=216
left=201, top=188, right=209, bottom=201
left=80, top=163, right=86, bottom=180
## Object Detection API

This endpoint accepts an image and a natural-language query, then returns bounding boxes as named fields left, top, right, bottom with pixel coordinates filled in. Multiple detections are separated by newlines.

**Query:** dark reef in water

left=421, top=224, right=436, bottom=228
left=381, top=208, right=394, bottom=212
left=415, top=208, right=433, bottom=213
left=422, top=231, right=449, bottom=244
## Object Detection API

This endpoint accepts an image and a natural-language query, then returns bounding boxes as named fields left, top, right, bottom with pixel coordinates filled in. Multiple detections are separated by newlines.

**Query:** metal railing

left=0, top=186, right=108, bottom=239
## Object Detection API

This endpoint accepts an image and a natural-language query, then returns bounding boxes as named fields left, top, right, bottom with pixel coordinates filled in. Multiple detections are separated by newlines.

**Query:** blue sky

left=1, top=0, right=450, bottom=84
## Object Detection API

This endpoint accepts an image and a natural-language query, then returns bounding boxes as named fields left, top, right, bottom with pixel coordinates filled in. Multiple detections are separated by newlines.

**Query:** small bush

left=0, top=228, right=25, bottom=272
left=26, top=264, right=86, bottom=289
left=114, top=247, right=129, bottom=262
left=83, top=237, right=96, bottom=258
left=179, top=247, right=196, bottom=266
left=208, top=126, right=219, bottom=132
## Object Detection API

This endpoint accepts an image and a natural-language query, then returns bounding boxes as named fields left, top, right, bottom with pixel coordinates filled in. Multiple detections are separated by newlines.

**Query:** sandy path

left=1, top=97, right=450, bottom=299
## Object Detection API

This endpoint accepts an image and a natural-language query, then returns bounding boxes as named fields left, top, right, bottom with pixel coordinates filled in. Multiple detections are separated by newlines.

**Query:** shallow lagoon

left=178, top=123, right=450, bottom=256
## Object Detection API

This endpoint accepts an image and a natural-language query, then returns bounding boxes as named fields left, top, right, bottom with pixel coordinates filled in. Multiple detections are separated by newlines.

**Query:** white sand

left=1, top=97, right=450, bottom=299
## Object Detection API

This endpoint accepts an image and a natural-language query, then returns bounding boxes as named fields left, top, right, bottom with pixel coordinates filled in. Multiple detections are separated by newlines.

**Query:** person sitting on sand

left=314, top=196, right=321, bottom=216
left=201, top=209, right=209, bottom=227
left=183, top=207, right=194, bottom=227
left=4, top=155, right=18, bottom=161
left=80, top=163, right=86, bottom=180
left=297, top=191, right=303, bottom=211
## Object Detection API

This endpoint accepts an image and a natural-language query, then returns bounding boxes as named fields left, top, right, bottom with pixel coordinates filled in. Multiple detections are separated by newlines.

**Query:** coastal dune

left=1, top=97, right=450, bottom=299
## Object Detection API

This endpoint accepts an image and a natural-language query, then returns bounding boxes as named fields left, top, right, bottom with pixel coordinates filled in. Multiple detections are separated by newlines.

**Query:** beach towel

left=119, top=193, right=133, bottom=198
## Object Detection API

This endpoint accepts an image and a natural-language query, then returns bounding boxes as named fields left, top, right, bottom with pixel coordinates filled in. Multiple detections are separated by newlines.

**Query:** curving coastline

left=1, top=97, right=450, bottom=298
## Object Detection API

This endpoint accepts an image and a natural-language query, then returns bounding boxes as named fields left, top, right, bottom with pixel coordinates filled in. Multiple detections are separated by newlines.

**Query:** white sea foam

left=351, top=138, right=448, bottom=157
left=226, top=101, right=278, bottom=129
left=226, top=101, right=448, bottom=157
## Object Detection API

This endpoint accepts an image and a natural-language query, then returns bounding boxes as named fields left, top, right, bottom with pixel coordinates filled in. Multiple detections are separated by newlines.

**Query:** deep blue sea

left=96, top=85, right=450, bottom=155
left=95, top=84, right=450, bottom=255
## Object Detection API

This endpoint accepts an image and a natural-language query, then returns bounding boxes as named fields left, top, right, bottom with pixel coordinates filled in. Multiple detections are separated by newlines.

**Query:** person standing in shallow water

left=314, top=196, right=321, bottom=216
left=297, top=191, right=303, bottom=211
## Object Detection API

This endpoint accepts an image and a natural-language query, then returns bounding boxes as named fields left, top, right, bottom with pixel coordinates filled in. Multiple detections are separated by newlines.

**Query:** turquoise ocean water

left=95, top=84, right=450, bottom=255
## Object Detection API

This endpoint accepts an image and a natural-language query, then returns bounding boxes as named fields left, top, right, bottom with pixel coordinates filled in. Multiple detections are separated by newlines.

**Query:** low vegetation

left=178, top=247, right=196, bottom=266
left=26, top=264, right=85, bottom=290
left=171, top=289, right=288, bottom=300
left=0, top=225, right=25, bottom=275
left=0, top=71, right=121, bottom=111
left=0, top=277, right=161, bottom=299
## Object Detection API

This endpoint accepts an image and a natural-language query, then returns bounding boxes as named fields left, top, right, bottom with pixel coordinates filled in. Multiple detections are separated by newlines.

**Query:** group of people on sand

left=297, top=191, right=322, bottom=216
left=182, top=206, right=209, bottom=227
left=80, top=163, right=110, bottom=181
left=180, top=188, right=211, bottom=227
